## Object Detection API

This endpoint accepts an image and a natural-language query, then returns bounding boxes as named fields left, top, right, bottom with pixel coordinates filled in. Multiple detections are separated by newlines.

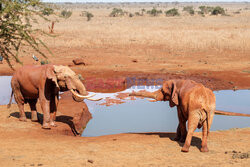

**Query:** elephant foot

left=31, top=118, right=38, bottom=122
left=50, top=121, right=57, bottom=127
left=181, top=146, right=189, bottom=153
left=19, top=116, right=27, bottom=122
left=31, top=111, right=38, bottom=122
left=201, top=146, right=209, bottom=152
left=42, top=123, right=51, bottom=130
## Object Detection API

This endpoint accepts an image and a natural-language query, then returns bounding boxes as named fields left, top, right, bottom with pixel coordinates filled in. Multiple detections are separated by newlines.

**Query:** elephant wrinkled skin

left=130, top=80, right=216, bottom=152
left=8, top=65, right=99, bottom=130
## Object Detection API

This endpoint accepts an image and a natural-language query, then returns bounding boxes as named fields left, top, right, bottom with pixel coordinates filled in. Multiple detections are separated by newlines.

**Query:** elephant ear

left=46, top=65, right=59, bottom=89
left=169, top=81, right=179, bottom=107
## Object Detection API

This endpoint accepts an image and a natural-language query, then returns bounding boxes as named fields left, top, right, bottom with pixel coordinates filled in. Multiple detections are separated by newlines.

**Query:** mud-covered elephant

left=129, top=79, right=250, bottom=152
left=8, top=65, right=101, bottom=129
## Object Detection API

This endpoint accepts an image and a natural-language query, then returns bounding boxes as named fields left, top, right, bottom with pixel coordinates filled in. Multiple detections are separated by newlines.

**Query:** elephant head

left=46, top=65, right=101, bottom=102
left=129, top=80, right=179, bottom=107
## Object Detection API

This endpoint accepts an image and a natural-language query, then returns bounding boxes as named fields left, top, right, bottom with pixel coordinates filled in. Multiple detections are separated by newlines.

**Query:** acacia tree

left=0, top=0, right=54, bottom=68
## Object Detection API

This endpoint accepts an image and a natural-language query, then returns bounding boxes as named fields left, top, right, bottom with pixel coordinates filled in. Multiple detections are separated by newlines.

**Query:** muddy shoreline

left=2, top=68, right=250, bottom=92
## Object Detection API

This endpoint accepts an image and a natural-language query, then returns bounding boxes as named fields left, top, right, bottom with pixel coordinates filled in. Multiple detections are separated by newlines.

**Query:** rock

left=72, top=58, right=86, bottom=65
left=132, top=59, right=138, bottom=63
left=57, top=92, right=92, bottom=136
left=88, top=159, right=94, bottom=163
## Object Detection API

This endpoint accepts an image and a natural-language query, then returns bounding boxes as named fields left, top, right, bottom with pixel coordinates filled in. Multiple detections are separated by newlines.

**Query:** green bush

left=147, top=8, right=162, bottom=16
left=198, top=6, right=214, bottom=15
left=109, top=8, right=125, bottom=17
left=42, top=7, right=54, bottom=16
left=60, top=10, right=72, bottom=19
left=183, top=6, right=195, bottom=15
left=141, top=8, right=146, bottom=16
left=135, top=12, right=141, bottom=16
left=129, top=13, right=134, bottom=17
left=165, top=8, right=179, bottom=16
left=86, top=12, right=94, bottom=21
left=80, top=11, right=94, bottom=21
left=211, top=6, right=225, bottom=15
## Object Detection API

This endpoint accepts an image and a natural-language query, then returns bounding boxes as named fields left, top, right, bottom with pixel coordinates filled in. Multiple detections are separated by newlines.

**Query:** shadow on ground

left=10, top=112, right=80, bottom=136
left=134, top=132, right=202, bottom=150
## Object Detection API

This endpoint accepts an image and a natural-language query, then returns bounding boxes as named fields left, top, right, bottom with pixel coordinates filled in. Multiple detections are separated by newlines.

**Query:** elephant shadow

left=10, top=112, right=43, bottom=125
left=10, top=112, right=80, bottom=136
left=134, top=132, right=202, bottom=150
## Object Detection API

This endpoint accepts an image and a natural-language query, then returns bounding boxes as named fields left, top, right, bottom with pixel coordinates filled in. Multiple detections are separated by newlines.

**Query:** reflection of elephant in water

left=129, top=79, right=250, bottom=152
left=8, top=65, right=101, bottom=129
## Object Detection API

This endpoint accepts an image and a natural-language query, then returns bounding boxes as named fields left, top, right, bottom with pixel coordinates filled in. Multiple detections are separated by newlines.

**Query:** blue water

left=0, top=76, right=13, bottom=105
left=0, top=76, right=249, bottom=137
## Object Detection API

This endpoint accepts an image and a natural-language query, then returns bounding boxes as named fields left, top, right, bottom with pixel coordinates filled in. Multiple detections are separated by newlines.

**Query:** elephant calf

left=129, top=79, right=215, bottom=152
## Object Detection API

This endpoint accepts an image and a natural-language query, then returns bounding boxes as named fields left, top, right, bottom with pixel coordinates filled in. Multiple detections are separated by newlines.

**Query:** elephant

left=7, top=65, right=101, bottom=129
left=129, top=79, right=250, bottom=152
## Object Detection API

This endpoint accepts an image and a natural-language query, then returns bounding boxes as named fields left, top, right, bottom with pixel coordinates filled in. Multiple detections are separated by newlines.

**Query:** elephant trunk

left=76, top=80, right=88, bottom=96
left=215, top=110, right=250, bottom=117
left=129, top=90, right=158, bottom=100
left=70, top=78, right=102, bottom=102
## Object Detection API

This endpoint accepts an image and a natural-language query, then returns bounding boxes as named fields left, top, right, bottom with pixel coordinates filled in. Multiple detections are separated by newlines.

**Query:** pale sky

left=42, top=0, right=250, bottom=3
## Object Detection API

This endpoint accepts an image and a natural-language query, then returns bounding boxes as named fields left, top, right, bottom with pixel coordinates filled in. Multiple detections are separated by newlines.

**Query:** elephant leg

left=17, top=102, right=26, bottom=122
left=39, top=98, right=51, bottom=129
left=175, top=108, right=187, bottom=142
left=28, top=99, right=38, bottom=122
left=179, top=121, right=187, bottom=143
left=12, top=84, right=26, bottom=121
left=201, top=119, right=209, bottom=152
left=174, top=123, right=181, bottom=141
left=49, top=94, right=59, bottom=127
left=181, top=111, right=200, bottom=152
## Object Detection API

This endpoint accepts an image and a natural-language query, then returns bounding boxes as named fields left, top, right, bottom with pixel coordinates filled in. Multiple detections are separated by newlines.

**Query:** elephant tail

left=206, top=110, right=210, bottom=136
left=7, top=91, right=13, bottom=109
left=215, top=110, right=250, bottom=117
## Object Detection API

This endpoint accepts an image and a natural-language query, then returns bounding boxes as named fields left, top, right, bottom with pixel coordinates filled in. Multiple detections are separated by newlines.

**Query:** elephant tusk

left=70, top=89, right=95, bottom=98
left=85, top=97, right=103, bottom=101
left=70, top=89, right=103, bottom=101
left=146, top=98, right=157, bottom=102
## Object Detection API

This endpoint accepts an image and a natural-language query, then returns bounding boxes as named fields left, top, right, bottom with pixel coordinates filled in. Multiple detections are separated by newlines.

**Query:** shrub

left=165, top=8, right=179, bottom=16
left=211, top=6, right=225, bottom=15
left=109, top=8, right=125, bottom=17
left=60, top=10, right=72, bottom=19
left=42, top=7, right=54, bottom=16
left=147, top=8, right=162, bottom=16
left=80, top=11, right=94, bottom=21
left=86, top=12, right=94, bottom=21
left=135, top=12, right=141, bottom=16
left=198, top=6, right=214, bottom=15
left=141, top=8, right=146, bottom=15
left=183, top=6, right=195, bottom=15
left=129, top=13, right=134, bottom=17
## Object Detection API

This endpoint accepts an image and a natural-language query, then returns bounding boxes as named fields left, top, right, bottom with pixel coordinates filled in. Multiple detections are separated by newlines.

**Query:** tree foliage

left=147, top=8, right=162, bottom=16
left=0, top=0, right=54, bottom=68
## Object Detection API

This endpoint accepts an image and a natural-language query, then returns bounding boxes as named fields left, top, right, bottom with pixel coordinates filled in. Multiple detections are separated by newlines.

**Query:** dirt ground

left=0, top=2, right=250, bottom=167
left=0, top=102, right=250, bottom=167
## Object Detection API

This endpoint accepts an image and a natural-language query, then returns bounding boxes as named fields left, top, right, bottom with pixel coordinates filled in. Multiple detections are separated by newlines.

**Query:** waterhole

left=0, top=76, right=249, bottom=137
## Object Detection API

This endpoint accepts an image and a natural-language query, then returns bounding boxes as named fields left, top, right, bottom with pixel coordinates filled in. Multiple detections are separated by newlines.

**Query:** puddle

left=83, top=87, right=250, bottom=137
left=0, top=76, right=249, bottom=137
left=0, top=76, right=13, bottom=105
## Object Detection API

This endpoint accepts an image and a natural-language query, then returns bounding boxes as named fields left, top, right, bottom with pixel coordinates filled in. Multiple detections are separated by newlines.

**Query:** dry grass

left=34, top=2, right=250, bottom=57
